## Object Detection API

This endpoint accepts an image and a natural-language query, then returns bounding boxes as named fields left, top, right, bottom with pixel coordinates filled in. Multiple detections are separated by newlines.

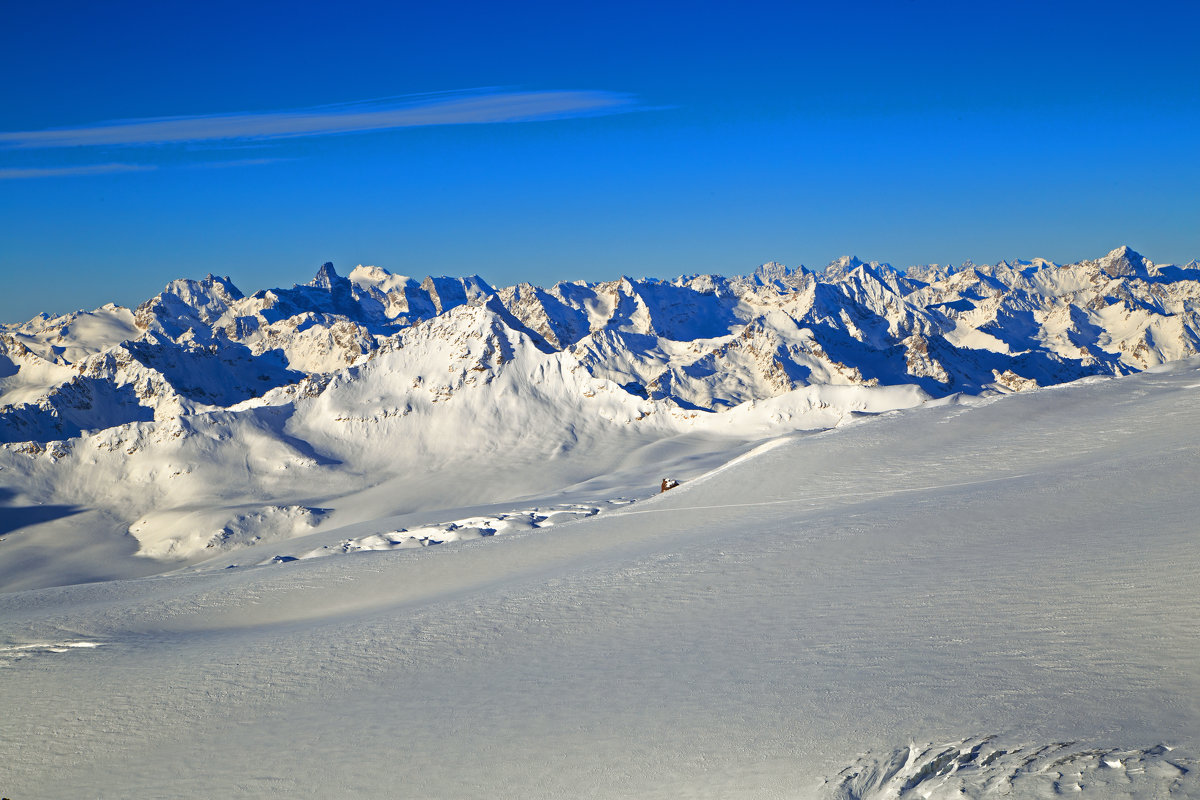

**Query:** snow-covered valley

left=2, top=247, right=1199, bottom=797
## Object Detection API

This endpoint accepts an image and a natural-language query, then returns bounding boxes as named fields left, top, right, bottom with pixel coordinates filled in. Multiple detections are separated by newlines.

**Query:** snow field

left=1, top=361, right=1198, bottom=797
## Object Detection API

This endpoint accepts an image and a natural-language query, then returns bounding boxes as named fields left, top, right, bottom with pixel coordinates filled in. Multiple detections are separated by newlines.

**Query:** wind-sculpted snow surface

left=2, top=246, right=1200, bottom=582
left=832, top=738, right=1198, bottom=799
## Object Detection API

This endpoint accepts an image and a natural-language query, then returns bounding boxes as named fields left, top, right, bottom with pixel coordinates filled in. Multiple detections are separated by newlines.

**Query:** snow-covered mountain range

left=3, top=245, right=1199, bottom=581
left=6, top=245, right=1198, bottom=438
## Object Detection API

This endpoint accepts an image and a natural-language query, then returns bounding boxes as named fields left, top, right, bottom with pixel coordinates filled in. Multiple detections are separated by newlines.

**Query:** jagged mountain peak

left=307, top=261, right=347, bottom=291
left=1096, top=244, right=1151, bottom=278
left=419, top=274, right=496, bottom=315
left=743, top=261, right=812, bottom=291
left=829, top=255, right=864, bottom=270
left=1104, top=244, right=1143, bottom=260
left=822, top=256, right=899, bottom=284
left=159, top=273, right=243, bottom=303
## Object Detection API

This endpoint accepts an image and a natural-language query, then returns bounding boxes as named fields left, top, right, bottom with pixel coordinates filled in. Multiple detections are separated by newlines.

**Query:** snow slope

left=1, top=360, right=1198, bottom=797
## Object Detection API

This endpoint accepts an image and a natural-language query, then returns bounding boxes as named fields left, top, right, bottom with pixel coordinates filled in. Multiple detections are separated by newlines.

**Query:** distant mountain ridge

left=4, top=245, right=1199, bottom=446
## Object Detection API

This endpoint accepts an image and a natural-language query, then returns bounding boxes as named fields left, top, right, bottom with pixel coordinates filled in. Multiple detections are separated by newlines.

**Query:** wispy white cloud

left=0, top=157, right=290, bottom=180
left=182, top=157, right=291, bottom=170
left=0, top=90, right=636, bottom=150
left=0, top=163, right=156, bottom=180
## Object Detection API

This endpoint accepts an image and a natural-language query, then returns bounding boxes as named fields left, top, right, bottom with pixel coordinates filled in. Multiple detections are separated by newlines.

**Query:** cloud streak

left=0, top=163, right=156, bottom=180
left=0, top=90, right=635, bottom=150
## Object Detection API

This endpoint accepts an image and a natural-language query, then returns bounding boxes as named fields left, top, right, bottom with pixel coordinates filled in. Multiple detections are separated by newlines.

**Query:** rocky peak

left=308, top=262, right=346, bottom=291
left=1097, top=246, right=1150, bottom=279
left=824, top=255, right=865, bottom=278
left=753, top=262, right=792, bottom=286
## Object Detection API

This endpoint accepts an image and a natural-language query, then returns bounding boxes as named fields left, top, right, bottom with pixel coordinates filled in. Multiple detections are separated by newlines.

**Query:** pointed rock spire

left=309, top=261, right=345, bottom=291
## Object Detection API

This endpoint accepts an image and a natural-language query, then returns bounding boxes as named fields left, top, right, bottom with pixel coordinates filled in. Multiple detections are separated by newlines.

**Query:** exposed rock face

left=3, top=246, right=1200, bottom=446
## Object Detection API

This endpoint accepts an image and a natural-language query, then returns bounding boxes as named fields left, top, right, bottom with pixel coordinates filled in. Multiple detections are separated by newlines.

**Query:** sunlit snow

left=1, top=248, right=1198, bottom=797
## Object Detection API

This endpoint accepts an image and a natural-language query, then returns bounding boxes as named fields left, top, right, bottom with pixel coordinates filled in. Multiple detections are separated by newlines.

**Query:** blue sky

left=2, top=0, right=1198, bottom=320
